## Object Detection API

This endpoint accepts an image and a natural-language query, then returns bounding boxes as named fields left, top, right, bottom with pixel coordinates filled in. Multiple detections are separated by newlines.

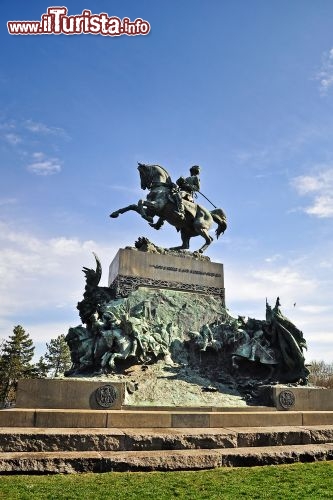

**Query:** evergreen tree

left=34, top=355, right=49, bottom=378
left=44, top=334, right=71, bottom=377
left=0, top=338, right=5, bottom=357
left=0, top=325, right=36, bottom=404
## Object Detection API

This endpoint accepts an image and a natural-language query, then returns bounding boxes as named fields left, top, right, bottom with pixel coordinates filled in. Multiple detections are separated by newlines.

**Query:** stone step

left=0, top=443, right=332, bottom=473
left=1, top=409, right=333, bottom=428
left=1, top=426, right=332, bottom=453
left=121, top=406, right=277, bottom=412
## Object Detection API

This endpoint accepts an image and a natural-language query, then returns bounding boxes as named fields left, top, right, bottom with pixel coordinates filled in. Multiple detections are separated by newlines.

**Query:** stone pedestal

left=108, top=248, right=225, bottom=303
left=258, top=384, right=333, bottom=411
left=16, top=379, right=125, bottom=410
left=272, top=385, right=333, bottom=411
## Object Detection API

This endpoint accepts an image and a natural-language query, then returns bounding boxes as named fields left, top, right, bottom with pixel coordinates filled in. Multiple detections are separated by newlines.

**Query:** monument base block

left=272, top=385, right=333, bottom=411
left=108, top=247, right=225, bottom=302
left=257, top=384, right=333, bottom=411
left=15, top=379, right=125, bottom=410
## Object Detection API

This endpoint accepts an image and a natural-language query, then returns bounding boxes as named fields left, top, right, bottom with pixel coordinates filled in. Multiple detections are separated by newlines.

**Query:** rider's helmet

left=190, top=165, right=200, bottom=175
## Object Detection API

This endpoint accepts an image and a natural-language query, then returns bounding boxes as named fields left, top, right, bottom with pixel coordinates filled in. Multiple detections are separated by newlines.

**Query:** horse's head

left=137, top=162, right=172, bottom=190
left=137, top=163, right=151, bottom=190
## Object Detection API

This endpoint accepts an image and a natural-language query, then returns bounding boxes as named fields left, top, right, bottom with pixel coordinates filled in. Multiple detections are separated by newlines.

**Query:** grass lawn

left=0, top=462, right=332, bottom=499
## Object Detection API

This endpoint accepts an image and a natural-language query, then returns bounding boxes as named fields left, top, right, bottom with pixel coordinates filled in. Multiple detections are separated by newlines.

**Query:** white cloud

left=293, top=169, right=333, bottom=194
left=0, top=197, right=17, bottom=206
left=24, top=119, right=69, bottom=139
left=1, top=118, right=69, bottom=141
left=297, top=305, right=331, bottom=314
left=305, top=195, right=333, bottom=218
left=0, top=121, right=15, bottom=130
left=235, top=148, right=270, bottom=164
left=293, top=175, right=324, bottom=194
left=27, top=158, right=62, bottom=176
left=4, top=133, right=21, bottom=145
left=252, top=267, right=316, bottom=289
left=319, top=259, right=333, bottom=269
left=1, top=118, right=67, bottom=176
left=316, top=48, right=333, bottom=94
left=32, top=152, right=45, bottom=160
left=224, top=259, right=333, bottom=362
left=0, top=221, right=120, bottom=344
left=264, top=254, right=282, bottom=263
left=49, top=237, right=96, bottom=256
left=292, top=168, right=333, bottom=218
left=226, top=265, right=317, bottom=309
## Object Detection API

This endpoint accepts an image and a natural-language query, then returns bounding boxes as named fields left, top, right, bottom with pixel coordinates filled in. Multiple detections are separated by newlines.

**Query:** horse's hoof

left=110, top=212, right=119, bottom=218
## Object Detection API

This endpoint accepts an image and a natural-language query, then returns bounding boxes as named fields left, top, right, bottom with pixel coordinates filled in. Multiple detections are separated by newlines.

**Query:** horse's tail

left=210, top=208, right=227, bottom=239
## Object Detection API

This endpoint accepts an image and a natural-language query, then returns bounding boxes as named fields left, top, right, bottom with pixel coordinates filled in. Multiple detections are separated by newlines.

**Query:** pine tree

left=44, top=334, right=71, bottom=377
left=34, top=356, right=49, bottom=378
left=0, top=325, right=36, bottom=404
left=0, top=338, right=5, bottom=357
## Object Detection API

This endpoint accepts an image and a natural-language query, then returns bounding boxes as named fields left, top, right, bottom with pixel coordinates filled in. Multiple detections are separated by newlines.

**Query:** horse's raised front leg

left=110, top=204, right=140, bottom=218
left=110, top=202, right=154, bottom=223
left=138, top=199, right=154, bottom=223
left=149, top=217, right=164, bottom=230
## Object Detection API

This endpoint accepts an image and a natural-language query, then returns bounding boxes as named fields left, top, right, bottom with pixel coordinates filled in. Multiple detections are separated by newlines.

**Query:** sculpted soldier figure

left=171, top=165, right=201, bottom=220
left=177, top=165, right=201, bottom=200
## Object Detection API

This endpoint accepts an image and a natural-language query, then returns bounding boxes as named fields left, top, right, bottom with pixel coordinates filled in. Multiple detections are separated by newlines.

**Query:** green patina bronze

left=110, top=163, right=227, bottom=254
left=65, top=253, right=309, bottom=391
left=65, top=163, right=309, bottom=399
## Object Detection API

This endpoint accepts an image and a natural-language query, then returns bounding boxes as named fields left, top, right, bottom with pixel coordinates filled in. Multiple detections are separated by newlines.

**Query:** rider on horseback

left=171, top=165, right=201, bottom=221
left=110, top=162, right=227, bottom=253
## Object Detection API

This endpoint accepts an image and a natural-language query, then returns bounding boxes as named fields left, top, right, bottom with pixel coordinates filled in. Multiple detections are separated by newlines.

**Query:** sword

left=198, top=190, right=217, bottom=209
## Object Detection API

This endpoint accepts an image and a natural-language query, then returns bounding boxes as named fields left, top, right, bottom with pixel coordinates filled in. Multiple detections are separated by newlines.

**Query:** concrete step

left=120, top=406, right=277, bottom=412
left=0, top=443, right=332, bottom=473
left=1, top=426, right=332, bottom=453
left=1, top=409, right=333, bottom=428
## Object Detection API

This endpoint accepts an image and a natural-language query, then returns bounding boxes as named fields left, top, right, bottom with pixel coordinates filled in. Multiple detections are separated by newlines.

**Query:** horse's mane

left=151, top=165, right=172, bottom=183
left=139, top=163, right=173, bottom=185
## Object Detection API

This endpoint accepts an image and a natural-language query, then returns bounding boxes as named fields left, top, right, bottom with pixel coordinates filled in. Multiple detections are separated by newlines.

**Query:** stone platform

left=0, top=422, right=332, bottom=472
left=1, top=405, right=333, bottom=472
left=7, top=246, right=329, bottom=473
left=1, top=408, right=333, bottom=428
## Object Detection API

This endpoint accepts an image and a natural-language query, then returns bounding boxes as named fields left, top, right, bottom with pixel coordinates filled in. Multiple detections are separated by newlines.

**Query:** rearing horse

left=110, top=163, right=227, bottom=254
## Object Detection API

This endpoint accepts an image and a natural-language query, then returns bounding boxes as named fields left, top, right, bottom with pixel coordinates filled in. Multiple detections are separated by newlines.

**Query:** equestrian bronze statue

left=110, top=163, right=227, bottom=254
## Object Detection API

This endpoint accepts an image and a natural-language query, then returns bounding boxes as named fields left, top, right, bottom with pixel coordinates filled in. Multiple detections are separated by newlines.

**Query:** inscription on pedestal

left=108, top=248, right=225, bottom=302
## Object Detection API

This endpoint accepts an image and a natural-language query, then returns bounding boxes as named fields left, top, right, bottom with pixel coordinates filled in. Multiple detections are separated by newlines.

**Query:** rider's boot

left=175, top=200, right=186, bottom=221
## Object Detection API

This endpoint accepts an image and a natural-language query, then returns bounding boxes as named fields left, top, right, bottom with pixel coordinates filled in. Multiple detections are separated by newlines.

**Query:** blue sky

left=1, top=1, right=333, bottom=362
